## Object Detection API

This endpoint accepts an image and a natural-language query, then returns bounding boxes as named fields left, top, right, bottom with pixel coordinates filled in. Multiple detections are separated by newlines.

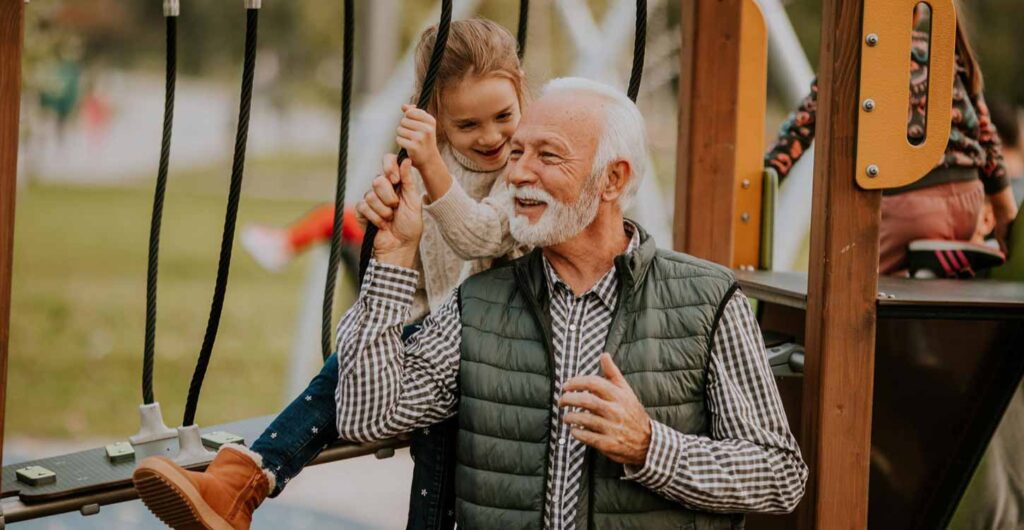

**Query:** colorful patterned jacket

left=765, top=26, right=1008, bottom=195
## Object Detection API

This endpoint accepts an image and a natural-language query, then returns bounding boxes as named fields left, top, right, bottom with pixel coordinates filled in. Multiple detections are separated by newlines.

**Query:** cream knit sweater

left=408, top=146, right=523, bottom=320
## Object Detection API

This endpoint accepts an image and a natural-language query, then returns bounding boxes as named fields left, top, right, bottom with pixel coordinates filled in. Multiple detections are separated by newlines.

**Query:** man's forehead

left=514, top=91, right=605, bottom=144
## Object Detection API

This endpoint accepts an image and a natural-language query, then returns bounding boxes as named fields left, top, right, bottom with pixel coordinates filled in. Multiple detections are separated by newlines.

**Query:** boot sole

left=132, top=457, right=234, bottom=530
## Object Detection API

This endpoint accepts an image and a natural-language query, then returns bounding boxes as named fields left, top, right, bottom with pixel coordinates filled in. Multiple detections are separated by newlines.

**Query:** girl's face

left=441, top=74, right=522, bottom=171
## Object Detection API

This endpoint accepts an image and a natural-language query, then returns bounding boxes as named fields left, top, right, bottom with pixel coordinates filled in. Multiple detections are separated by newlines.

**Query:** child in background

left=766, top=2, right=1017, bottom=275
left=134, top=18, right=528, bottom=530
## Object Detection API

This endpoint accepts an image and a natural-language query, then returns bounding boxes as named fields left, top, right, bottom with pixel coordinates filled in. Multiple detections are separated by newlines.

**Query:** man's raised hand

left=355, top=156, right=422, bottom=268
left=559, top=353, right=653, bottom=467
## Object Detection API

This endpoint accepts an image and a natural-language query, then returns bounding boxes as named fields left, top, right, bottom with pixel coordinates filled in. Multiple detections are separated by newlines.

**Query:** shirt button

left=569, top=324, right=578, bottom=331
left=558, top=437, right=567, bottom=446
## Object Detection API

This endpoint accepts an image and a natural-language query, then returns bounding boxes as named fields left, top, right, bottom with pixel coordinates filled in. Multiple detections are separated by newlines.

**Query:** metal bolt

left=740, top=212, right=751, bottom=223
left=877, top=291, right=887, bottom=298
left=741, top=179, right=751, bottom=189
left=863, top=99, right=876, bottom=112
left=866, top=33, right=879, bottom=47
left=866, top=165, right=880, bottom=178
left=887, top=294, right=896, bottom=299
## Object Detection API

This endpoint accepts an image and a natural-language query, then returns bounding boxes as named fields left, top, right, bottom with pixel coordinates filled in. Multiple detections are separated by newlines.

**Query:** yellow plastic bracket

left=731, top=0, right=768, bottom=270
left=856, top=0, right=957, bottom=190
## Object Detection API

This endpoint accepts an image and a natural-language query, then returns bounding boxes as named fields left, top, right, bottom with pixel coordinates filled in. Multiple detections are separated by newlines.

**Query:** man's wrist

left=374, top=246, right=419, bottom=269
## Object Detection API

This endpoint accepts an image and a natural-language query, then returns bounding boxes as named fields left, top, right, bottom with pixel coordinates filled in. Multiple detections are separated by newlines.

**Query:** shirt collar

left=542, top=221, right=641, bottom=309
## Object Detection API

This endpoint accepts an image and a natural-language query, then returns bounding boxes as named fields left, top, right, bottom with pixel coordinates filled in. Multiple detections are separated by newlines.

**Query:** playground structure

left=0, top=1, right=1023, bottom=529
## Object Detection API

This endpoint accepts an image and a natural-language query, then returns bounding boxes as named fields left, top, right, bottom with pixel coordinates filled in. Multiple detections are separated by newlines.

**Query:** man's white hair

left=541, top=77, right=647, bottom=208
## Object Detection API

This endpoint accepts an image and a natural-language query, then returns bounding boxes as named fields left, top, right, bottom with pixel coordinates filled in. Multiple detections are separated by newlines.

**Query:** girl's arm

left=423, top=177, right=517, bottom=260
left=974, top=94, right=1017, bottom=249
left=764, top=78, right=819, bottom=180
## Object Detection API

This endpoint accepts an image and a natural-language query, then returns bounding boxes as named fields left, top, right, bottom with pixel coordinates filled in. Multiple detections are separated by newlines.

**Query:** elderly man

left=338, top=77, right=807, bottom=529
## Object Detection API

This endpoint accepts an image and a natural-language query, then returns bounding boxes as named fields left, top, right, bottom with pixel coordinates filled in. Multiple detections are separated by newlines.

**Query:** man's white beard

left=506, top=171, right=604, bottom=248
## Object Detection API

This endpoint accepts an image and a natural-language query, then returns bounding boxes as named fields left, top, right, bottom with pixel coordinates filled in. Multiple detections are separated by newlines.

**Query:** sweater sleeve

left=765, top=78, right=819, bottom=181
left=974, top=94, right=1010, bottom=195
left=421, top=178, right=518, bottom=260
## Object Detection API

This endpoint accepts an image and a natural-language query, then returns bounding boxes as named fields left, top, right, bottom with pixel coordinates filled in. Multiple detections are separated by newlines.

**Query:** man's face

left=504, top=92, right=607, bottom=247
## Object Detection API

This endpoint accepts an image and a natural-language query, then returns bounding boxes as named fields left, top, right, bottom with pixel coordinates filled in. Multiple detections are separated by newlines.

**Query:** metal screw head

left=866, top=33, right=879, bottom=46
left=740, top=212, right=751, bottom=223
left=741, top=179, right=751, bottom=189
left=866, top=165, right=880, bottom=178
left=863, top=99, right=876, bottom=112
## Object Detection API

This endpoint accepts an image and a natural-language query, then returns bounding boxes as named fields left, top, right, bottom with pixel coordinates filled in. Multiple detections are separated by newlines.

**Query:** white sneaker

left=241, top=225, right=292, bottom=272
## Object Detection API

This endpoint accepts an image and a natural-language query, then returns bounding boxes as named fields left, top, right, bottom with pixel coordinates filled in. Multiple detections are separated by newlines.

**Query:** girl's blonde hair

left=953, top=1, right=984, bottom=98
left=413, top=18, right=527, bottom=134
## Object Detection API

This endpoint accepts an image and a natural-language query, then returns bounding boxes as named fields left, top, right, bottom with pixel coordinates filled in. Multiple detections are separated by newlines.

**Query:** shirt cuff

left=422, top=180, right=478, bottom=232
left=623, top=420, right=686, bottom=491
left=361, top=258, right=420, bottom=306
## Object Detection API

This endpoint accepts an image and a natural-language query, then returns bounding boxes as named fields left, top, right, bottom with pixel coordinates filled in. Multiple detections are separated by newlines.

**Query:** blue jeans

left=249, top=326, right=456, bottom=530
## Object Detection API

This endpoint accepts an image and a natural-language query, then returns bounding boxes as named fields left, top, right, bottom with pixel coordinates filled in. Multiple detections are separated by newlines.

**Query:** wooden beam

left=801, top=0, right=880, bottom=528
left=673, top=0, right=742, bottom=264
left=0, top=0, right=25, bottom=496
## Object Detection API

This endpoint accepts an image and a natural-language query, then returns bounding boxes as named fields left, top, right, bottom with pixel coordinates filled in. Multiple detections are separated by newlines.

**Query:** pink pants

left=879, top=180, right=985, bottom=275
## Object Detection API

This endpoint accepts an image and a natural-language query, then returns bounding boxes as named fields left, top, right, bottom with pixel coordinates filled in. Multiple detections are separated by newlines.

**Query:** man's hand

left=560, top=353, right=652, bottom=467
left=355, top=157, right=423, bottom=268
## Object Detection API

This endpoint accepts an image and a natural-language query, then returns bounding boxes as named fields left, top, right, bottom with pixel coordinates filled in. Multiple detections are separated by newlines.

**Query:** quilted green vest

left=455, top=225, right=744, bottom=529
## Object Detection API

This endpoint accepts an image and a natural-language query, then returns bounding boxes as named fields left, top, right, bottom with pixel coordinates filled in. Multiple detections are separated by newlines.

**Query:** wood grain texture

left=673, top=0, right=743, bottom=265
left=801, top=0, right=881, bottom=528
left=0, top=0, right=25, bottom=493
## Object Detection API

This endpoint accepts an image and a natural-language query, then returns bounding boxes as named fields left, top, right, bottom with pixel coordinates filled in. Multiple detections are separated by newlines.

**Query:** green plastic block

left=16, top=465, right=57, bottom=486
left=201, top=431, right=245, bottom=450
left=105, top=441, right=136, bottom=464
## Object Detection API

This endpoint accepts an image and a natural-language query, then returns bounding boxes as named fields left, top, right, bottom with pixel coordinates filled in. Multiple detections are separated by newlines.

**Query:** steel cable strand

left=142, top=15, right=177, bottom=406
left=517, top=0, right=529, bottom=59
left=358, top=0, right=453, bottom=283
left=183, top=8, right=258, bottom=427
left=627, top=0, right=647, bottom=102
left=322, top=0, right=355, bottom=360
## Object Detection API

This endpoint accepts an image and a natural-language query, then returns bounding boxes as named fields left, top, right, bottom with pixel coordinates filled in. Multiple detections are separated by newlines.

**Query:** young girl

left=766, top=2, right=1017, bottom=276
left=133, top=19, right=527, bottom=530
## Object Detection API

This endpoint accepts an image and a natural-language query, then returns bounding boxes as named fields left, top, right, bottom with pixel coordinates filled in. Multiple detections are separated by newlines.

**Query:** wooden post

left=0, top=0, right=25, bottom=495
left=801, top=0, right=880, bottom=527
left=674, top=0, right=742, bottom=264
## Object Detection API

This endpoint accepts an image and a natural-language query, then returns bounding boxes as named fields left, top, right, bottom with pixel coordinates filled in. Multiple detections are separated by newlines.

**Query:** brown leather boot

left=133, top=445, right=273, bottom=530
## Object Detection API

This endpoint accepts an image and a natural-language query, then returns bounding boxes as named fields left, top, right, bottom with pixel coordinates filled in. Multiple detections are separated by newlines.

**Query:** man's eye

left=509, top=149, right=523, bottom=158
left=541, top=151, right=559, bottom=158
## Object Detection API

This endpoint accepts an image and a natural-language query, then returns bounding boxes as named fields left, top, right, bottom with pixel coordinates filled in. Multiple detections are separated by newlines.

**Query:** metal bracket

left=173, top=425, right=215, bottom=466
left=163, top=0, right=179, bottom=17
left=129, top=402, right=177, bottom=445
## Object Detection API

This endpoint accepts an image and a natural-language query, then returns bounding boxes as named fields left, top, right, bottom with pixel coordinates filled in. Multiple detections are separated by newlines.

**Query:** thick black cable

left=358, top=0, right=453, bottom=283
left=517, top=0, right=529, bottom=59
left=322, top=0, right=355, bottom=360
left=142, top=16, right=177, bottom=406
left=627, top=0, right=647, bottom=102
left=183, top=8, right=258, bottom=427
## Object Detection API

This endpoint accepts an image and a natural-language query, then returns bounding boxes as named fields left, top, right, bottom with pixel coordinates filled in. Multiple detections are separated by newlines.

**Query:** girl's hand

left=356, top=158, right=423, bottom=268
left=990, top=187, right=1019, bottom=255
left=396, top=104, right=444, bottom=174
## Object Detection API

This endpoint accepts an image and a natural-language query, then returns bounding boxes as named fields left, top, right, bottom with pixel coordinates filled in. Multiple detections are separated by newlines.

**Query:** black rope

left=183, top=8, right=258, bottom=427
left=627, top=0, right=647, bottom=103
left=142, top=15, right=177, bottom=406
left=517, top=0, right=529, bottom=60
left=358, top=0, right=453, bottom=283
left=322, top=0, right=355, bottom=360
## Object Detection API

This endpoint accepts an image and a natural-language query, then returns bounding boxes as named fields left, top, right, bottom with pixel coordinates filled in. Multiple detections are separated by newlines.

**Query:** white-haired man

left=337, top=77, right=807, bottom=528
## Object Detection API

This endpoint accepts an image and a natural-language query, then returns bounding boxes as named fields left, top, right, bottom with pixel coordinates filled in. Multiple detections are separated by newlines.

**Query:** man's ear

left=601, top=160, right=631, bottom=203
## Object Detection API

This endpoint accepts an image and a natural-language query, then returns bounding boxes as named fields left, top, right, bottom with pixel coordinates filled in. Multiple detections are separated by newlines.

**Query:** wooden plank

left=731, top=0, right=768, bottom=270
left=0, top=0, right=25, bottom=500
left=673, top=0, right=742, bottom=265
left=801, top=0, right=880, bottom=527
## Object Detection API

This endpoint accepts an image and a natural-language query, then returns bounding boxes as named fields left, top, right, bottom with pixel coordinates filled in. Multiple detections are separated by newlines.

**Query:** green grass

left=7, top=178, right=352, bottom=438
